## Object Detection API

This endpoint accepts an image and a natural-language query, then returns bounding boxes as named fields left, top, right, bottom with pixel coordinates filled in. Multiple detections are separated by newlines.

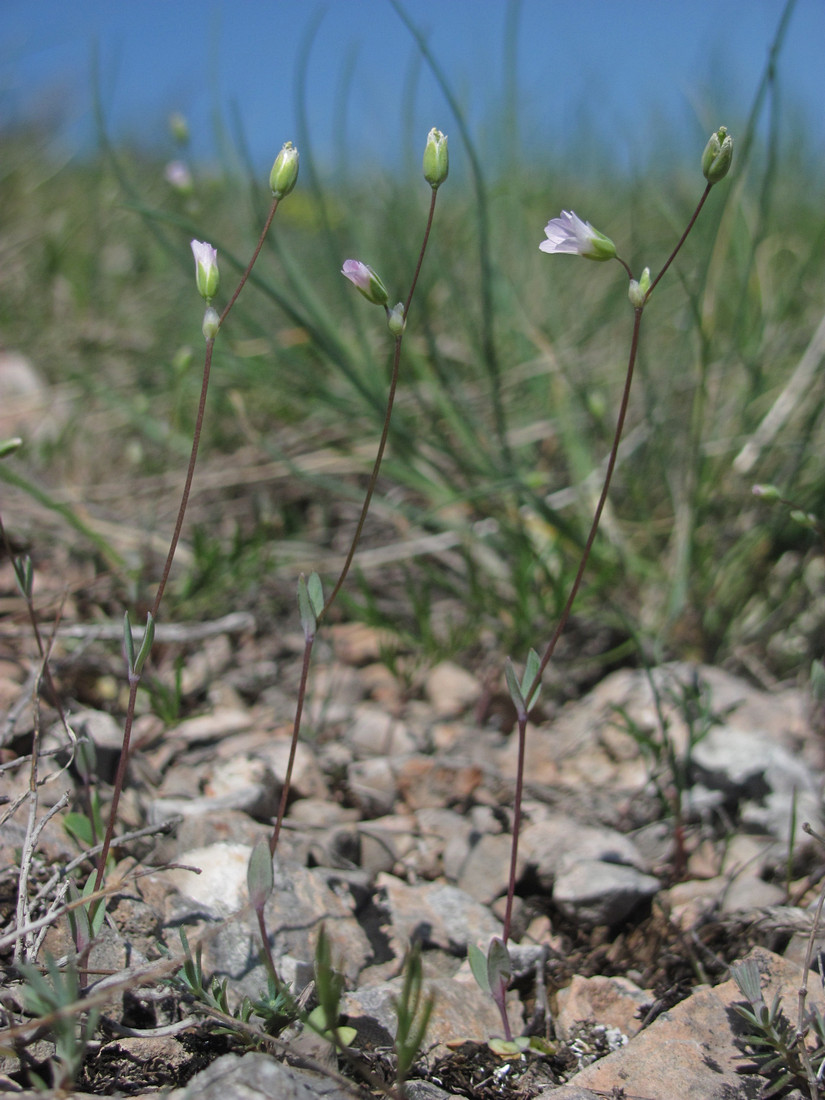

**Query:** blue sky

left=2, top=1, right=823, bottom=176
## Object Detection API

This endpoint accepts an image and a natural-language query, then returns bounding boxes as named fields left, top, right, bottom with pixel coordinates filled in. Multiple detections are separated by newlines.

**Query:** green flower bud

left=168, top=112, right=189, bottom=145
left=701, top=126, right=733, bottom=184
left=628, top=266, right=651, bottom=308
left=270, top=141, right=299, bottom=198
left=202, top=307, right=220, bottom=341
left=387, top=303, right=406, bottom=336
left=423, top=127, right=449, bottom=189
left=752, top=483, right=781, bottom=502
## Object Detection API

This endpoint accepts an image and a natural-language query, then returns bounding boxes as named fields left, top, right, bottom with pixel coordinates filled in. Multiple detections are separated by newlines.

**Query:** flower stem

left=96, top=198, right=282, bottom=892
left=320, top=187, right=439, bottom=620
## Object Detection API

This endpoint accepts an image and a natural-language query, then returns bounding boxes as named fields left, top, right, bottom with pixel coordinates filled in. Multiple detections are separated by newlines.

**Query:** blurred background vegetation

left=2, top=28, right=825, bottom=696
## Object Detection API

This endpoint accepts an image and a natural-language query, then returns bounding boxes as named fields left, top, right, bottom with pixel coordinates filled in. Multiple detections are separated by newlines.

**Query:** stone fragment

left=377, top=874, right=503, bottom=956
left=519, top=815, right=650, bottom=893
left=347, top=756, right=397, bottom=816
left=455, top=832, right=513, bottom=904
left=168, top=1051, right=353, bottom=1100
left=170, top=707, right=253, bottom=744
left=148, top=753, right=279, bottom=823
left=424, top=661, right=481, bottom=718
left=344, top=966, right=521, bottom=1049
left=555, top=974, right=652, bottom=1041
left=165, top=841, right=252, bottom=917
left=188, top=858, right=370, bottom=1002
left=346, top=703, right=418, bottom=756
left=255, top=737, right=329, bottom=800
left=395, top=755, right=483, bottom=810
left=553, top=860, right=660, bottom=926
left=552, top=945, right=803, bottom=1100
left=328, top=621, right=396, bottom=664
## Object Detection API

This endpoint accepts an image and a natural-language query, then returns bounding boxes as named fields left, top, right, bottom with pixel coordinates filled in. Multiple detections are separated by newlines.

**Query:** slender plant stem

left=646, top=183, right=712, bottom=301
left=502, top=713, right=526, bottom=945
left=96, top=197, right=282, bottom=891
left=269, top=633, right=314, bottom=856
left=526, top=305, right=644, bottom=703
left=268, top=188, right=441, bottom=861
left=152, top=197, right=281, bottom=617
left=500, top=182, right=722, bottom=955
left=320, top=187, right=439, bottom=620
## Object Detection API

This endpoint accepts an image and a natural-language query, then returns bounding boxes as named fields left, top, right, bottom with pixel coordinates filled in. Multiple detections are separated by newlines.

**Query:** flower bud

left=387, top=303, right=406, bottom=336
left=341, top=259, right=389, bottom=306
left=191, top=240, right=219, bottom=301
left=423, top=127, right=449, bottom=189
left=752, top=483, right=780, bottom=502
left=202, top=307, right=220, bottom=341
left=270, top=141, right=299, bottom=198
left=168, top=112, right=189, bottom=145
left=701, top=126, right=733, bottom=184
left=165, top=160, right=194, bottom=196
left=628, top=266, right=651, bottom=308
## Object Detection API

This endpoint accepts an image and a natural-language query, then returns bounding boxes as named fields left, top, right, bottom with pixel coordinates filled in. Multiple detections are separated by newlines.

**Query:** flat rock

left=345, top=966, right=521, bottom=1048
left=168, top=1051, right=353, bottom=1100
left=555, top=974, right=652, bottom=1041
left=550, top=946, right=803, bottom=1099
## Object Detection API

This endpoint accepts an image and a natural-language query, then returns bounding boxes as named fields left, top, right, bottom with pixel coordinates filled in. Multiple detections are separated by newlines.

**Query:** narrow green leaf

left=522, top=648, right=541, bottom=707
left=123, top=612, right=136, bottom=675
left=297, top=574, right=317, bottom=639
left=487, top=936, right=511, bottom=994
left=504, top=658, right=525, bottom=713
left=247, top=838, right=274, bottom=911
left=468, top=943, right=490, bottom=995
left=307, top=572, right=324, bottom=617
left=0, top=437, right=23, bottom=459
left=133, top=612, right=155, bottom=676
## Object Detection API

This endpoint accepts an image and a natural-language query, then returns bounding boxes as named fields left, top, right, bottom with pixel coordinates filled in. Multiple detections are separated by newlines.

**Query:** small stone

left=347, top=757, right=397, bottom=817
left=165, top=842, right=252, bottom=917
left=395, top=755, right=483, bottom=810
left=556, top=974, right=651, bottom=1041
left=424, top=661, right=481, bottom=718
left=169, top=1050, right=353, bottom=1100
left=553, top=860, right=660, bottom=926
left=346, top=703, right=418, bottom=756
left=170, top=708, right=253, bottom=744
left=377, top=874, right=504, bottom=956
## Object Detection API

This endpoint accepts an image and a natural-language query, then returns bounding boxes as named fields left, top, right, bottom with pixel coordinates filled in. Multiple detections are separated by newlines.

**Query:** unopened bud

left=702, top=126, right=733, bottom=184
left=169, top=112, right=189, bottom=145
left=423, top=127, right=449, bottom=189
left=628, top=267, right=651, bottom=308
left=191, top=240, right=219, bottom=301
left=752, top=483, right=781, bottom=502
left=341, top=259, right=389, bottom=306
left=202, top=307, right=220, bottom=341
left=270, top=141, right=299, bottom=198
left=387, top=303, right=406, bottom=336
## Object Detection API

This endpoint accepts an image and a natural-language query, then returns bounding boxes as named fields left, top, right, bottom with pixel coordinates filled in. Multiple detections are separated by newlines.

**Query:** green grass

left=2, top=25, right=825, bottom=687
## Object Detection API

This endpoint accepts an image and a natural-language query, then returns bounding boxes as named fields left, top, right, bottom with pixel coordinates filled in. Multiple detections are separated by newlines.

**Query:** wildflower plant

left=471, top=127, right=734, bottom=1038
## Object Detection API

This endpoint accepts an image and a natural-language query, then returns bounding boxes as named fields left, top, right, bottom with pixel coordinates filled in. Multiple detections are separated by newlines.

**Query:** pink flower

left=341, top=260, right=388, bottom=306
left=539, top=211, right=616, bottom=261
